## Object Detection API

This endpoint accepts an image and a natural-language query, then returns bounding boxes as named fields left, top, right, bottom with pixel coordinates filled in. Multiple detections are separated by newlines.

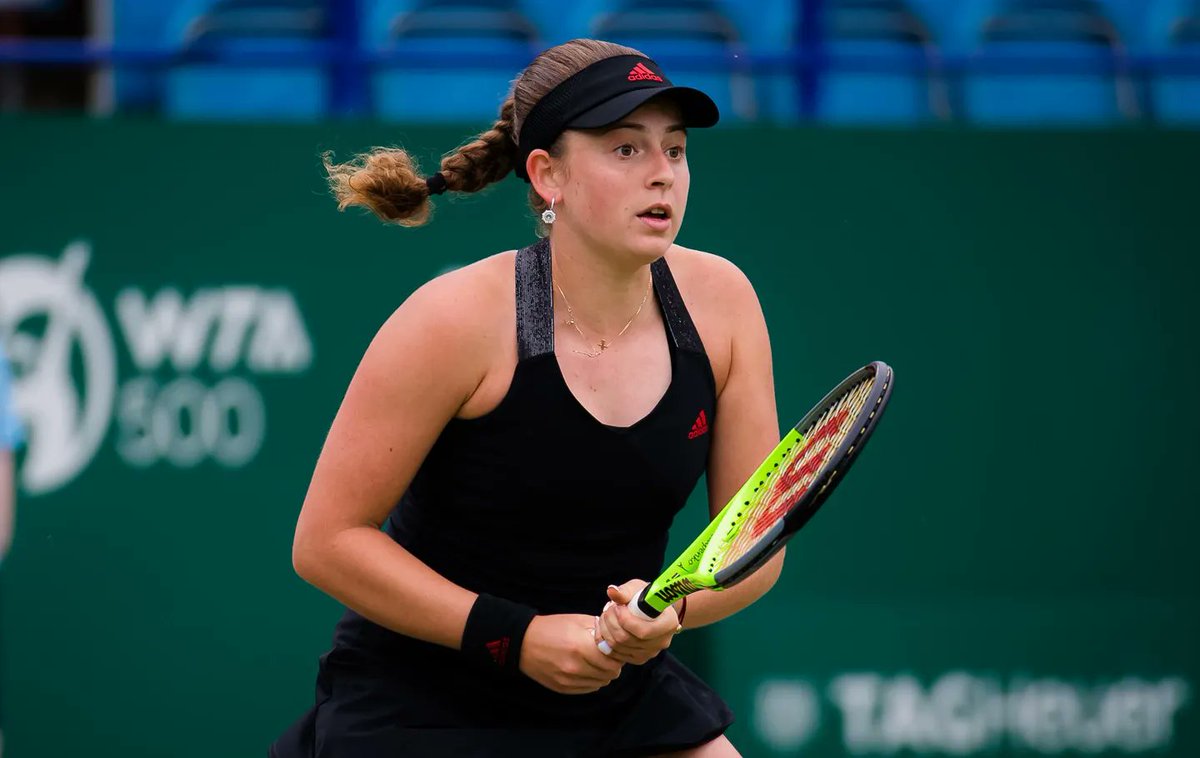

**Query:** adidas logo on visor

left=627, top=63, right=664, bottom=82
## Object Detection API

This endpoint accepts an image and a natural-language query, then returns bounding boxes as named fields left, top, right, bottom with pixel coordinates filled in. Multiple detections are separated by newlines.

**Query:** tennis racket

left=626, top=360, right=894, bottom=621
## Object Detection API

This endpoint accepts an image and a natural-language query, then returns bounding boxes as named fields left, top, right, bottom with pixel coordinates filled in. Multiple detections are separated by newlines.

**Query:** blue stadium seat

left=817, top=0, right=950, bottom=124
left=112, top=0, right=179, bottom=111
left=1091, top=0, right=1157, bottom=122
left=712, top=0, right=798, bottom=121
left=367, top=0, right=540, bottom=121
left=489, top=0, right=798, bottom=121
left=904, top=0, right=967, bottom=46
left=1093, top=0, right=1151, bottom=44
left=963, top=0, right=1137, bottom=124
left=589, top=0, right=756, bottom=122
left=1146, top=0, right=1200, bottom=123
left=518, top=0, right=796, bottom=60
left=914, top=0, right=1000, bottom=55
left=519, top=0, right=609, bottom=43
left=163, top=0, right=331, bottom=120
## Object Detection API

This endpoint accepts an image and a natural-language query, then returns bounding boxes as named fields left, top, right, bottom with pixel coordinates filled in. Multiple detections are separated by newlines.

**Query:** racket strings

left=718, top=377, right=877, bottom=570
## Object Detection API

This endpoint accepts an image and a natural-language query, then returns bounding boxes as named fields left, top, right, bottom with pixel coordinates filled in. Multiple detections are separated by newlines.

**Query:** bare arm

left=681, top=259, right=783, bottom=629
left=291, top=269, right=497, bottom=650
left=291, top=263, right=623, bottom=694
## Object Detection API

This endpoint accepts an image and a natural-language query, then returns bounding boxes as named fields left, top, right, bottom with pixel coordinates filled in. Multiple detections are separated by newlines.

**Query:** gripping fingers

left=601, top=603, right=662, bottom=648
left=584, top=646, right=624, bottom=678
left=551, top=650, right=620, bottom=694
left=582, top=625, right=624, bottom=676
left=601, top=606, right=679, bottom=665
left=595, top=606, right=635, bottom=653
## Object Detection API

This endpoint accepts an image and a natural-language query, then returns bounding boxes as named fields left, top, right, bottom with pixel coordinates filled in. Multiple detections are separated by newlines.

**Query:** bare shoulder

left=366, top=249, right=517, bottom=409
left=662, top=245, right=765, bottom=393
left=663, top=244, right=760, bottom=313
left=664, top=243, right=752, bottom=285
left=399, top=249, right=514, bottom=315
left=380, top=249, right=515, bottom=342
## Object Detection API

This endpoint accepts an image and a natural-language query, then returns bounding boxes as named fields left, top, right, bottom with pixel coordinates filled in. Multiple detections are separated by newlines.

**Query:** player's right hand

left=519, top=614, right=625, bottom=695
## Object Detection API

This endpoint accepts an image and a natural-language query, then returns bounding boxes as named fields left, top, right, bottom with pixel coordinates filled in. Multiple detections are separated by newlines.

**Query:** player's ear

left=526, top=148, right=563, bottom=202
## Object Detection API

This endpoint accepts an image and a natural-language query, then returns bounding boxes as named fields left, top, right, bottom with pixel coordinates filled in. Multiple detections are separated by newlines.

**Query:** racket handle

left=628, top=586, right=660, bottom=621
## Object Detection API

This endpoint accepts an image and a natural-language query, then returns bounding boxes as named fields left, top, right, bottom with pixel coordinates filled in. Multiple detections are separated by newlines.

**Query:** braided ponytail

left=322, top=39, right=644, bottom=228
left=322, top=97, right=517, bottom=227
left=438, top=98, right=517, bottom=193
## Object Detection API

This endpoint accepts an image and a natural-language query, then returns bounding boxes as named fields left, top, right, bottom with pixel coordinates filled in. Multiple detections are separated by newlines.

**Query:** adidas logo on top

left=627, top=63, right=664, bottom=82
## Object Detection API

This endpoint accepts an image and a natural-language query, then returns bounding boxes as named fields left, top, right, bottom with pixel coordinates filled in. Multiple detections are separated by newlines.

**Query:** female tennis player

left=271, top=38, right=782, bottom=757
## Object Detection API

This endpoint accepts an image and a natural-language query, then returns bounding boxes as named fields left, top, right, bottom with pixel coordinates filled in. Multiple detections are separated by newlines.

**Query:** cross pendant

left=598, top=340, right=609, bottom=351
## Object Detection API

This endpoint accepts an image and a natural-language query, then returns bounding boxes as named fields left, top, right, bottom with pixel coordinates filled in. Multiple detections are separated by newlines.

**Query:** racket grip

left=628, top=586, right=660, bottom=621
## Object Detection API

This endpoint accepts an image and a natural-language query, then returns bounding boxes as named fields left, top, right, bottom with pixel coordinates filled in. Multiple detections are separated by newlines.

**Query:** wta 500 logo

left=0, top=240, right=313, bottom=495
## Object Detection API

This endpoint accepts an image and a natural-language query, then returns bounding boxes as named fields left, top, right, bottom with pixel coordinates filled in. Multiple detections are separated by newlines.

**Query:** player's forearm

left=679, top=549, right=785, bottom=629
left=293, top=525, right=476, bottom=649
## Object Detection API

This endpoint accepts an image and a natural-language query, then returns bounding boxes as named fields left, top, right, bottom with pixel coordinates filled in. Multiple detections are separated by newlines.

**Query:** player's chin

left=626, top=228, right=677, bottom=260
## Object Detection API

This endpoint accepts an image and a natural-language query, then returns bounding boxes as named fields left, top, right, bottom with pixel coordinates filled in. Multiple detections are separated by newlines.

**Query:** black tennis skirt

left=269, top=646, right=733, bottom=758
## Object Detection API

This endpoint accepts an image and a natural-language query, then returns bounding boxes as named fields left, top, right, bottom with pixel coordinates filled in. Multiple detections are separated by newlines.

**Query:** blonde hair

left=323, top=39, right=645, bottom=227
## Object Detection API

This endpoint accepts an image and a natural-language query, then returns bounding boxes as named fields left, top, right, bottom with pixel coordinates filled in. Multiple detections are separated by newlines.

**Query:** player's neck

left=547, top=228, right=655, bottom=335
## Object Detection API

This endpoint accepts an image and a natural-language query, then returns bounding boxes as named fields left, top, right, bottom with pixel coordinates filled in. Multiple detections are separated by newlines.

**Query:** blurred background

left=1, top=1, right=1198, bottom=756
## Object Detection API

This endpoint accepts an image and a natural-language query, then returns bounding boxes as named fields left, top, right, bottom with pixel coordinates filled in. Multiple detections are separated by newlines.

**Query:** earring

left=542, top=197, right=556, bottom=225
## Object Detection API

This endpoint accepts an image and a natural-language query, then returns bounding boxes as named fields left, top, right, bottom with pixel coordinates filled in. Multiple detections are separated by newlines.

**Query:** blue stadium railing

left=0, top=0, right=1198, bottom=123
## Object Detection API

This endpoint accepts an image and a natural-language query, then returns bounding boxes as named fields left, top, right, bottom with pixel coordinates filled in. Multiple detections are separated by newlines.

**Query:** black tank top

left=329, top=237, right=718, bottom=727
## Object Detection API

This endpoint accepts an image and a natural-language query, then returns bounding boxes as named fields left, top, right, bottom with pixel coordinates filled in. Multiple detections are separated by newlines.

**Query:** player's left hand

left=593, top=580, right=681, bottom=665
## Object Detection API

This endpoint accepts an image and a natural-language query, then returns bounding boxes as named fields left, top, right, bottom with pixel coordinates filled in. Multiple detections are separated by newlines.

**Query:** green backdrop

left=0, top=118, right=1197, bottom=757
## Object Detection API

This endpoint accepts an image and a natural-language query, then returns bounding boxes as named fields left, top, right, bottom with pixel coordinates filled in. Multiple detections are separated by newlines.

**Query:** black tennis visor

left=514, top=54, right=720, bottom=181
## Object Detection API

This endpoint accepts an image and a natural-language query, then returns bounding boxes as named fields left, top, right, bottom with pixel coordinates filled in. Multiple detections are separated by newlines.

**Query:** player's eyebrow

left=597, top=122, right=688, bottom=134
